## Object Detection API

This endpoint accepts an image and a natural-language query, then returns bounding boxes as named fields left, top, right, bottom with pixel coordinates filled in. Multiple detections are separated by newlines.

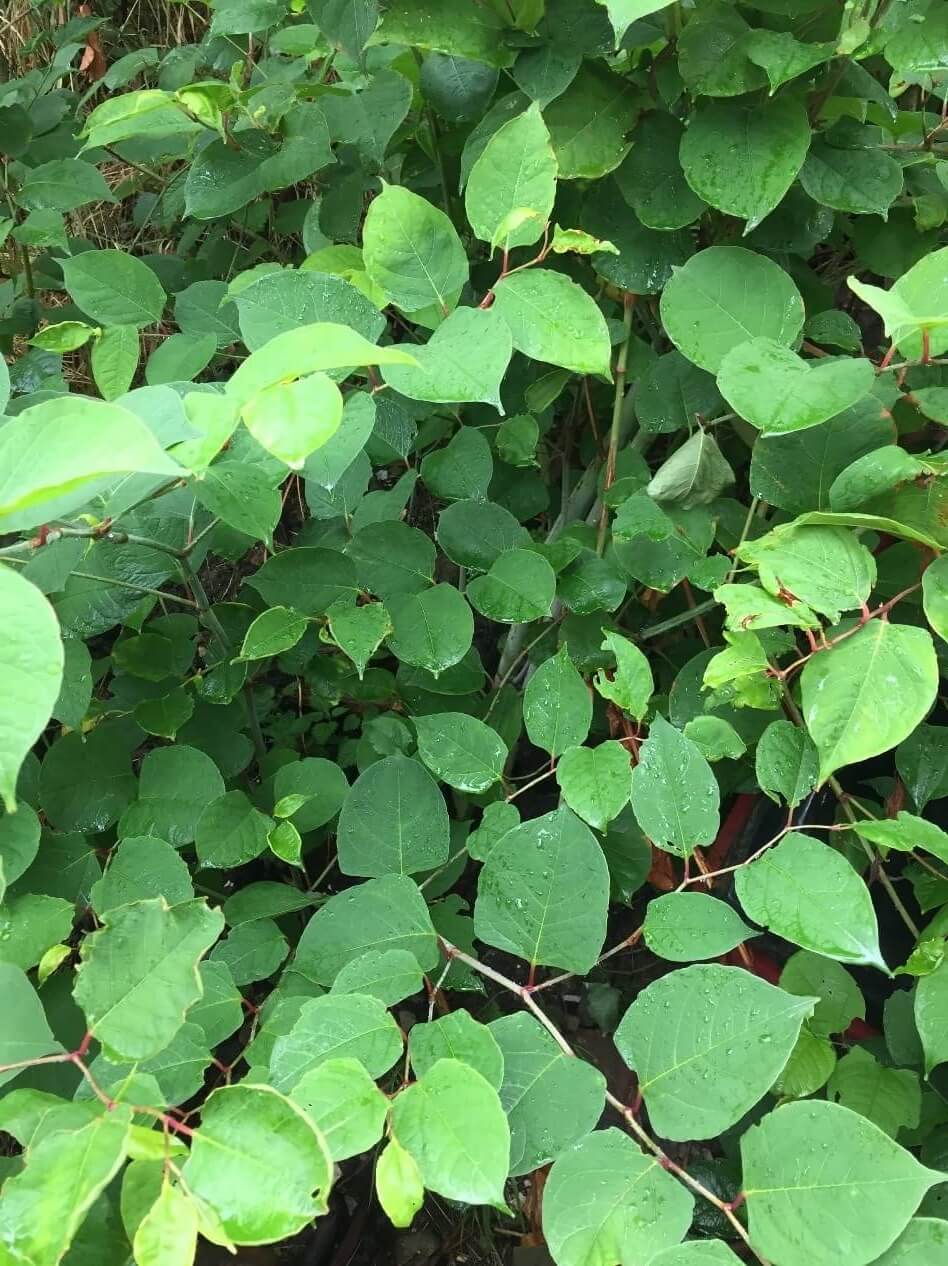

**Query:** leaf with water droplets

left=630, top=714, right=719, bottom=857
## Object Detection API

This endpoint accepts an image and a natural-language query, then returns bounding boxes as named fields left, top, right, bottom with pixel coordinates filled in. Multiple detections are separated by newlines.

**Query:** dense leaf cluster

left=2, top=1, right=948, bottom=1264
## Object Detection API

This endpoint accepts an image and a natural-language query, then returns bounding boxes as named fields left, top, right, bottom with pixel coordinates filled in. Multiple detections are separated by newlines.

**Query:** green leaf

left=420, top=425, right=494, bottom=500
left=289, top=1058, right=388, bottom=1161
left=348, top=521, right=436, bottom=601
left=735, top=831, right=887, bottom=971
left=556, top=740, right=630, bottom=830
left=120, top=745, right=224, bottom=848
left=235, top=270, right=384, bottom=352
left=437, top=500, right=530, bottom=570
left=490, top=1012, right=606, bottom=1174
left=303, top=392, right=376, bottom=492
left=331, top=948, right=423, bottom=1006
left=0, top=1109, right=131, bottom=1266
left=133, top=1181, right=198, bottom=1266
left=493, top=268, right=612, bottom=376
left=924, top=555, right=948, bottom=643
left=362, top=184, right=468, bottom=313
left=213, top=919, right=288, bottom=985
left=596, top=0, right=675, bottom=44
left=736, top=524, right=876, bottom=622
left=414, top=713, right=507, bottom=793
left=915, top=959, right=948, bottom=1075
left=0, top=566, right=64, bottom=812
left=269, top=993, right=404, bottom=1089
left=802, top=140, right=903, bottom=217
left=387, top=583, right=474, bottom=675
left=742, top=1101, right=939, bottom=1266
left=145, top=331, right=217, bottom=386
left=467, top=549, right=556, bottom=623
left=182, top=1084, right=332, bottom=1244
left=374, top=0, right=514, bottom=68
left=62, top=250, right=166, bottom=328
left=642, top=892, right=755, bottom=963
left=648, top=1246, right=743, bottom=1266
left=0, top=892, right=73, bottom=972
left=594, top=631, right=653, bottom=721
left=827, top=1046, right=920, bottom=1138
left=90, top=835, right=193, bottom=915
left=660, top=246, right=804, bottom=373
left=830, top=446, right=930, bottom=514
left=295, top=875, right=439, bottom=986
left=0, top=396, right=182, bottom=532
left=800, top=621, right=938, bottom=783
left=474, top=806, right=609, bottom=973
left=630, top=714, right=720, bottom=856
left=615, top=964, right=814, bottom=1140
left=382, top=307, right=512, bottom=410
left=391, top=1059, right=510, bottom=1209
left=465, top=102, right=557, bottom=250
left=717, top=340, right=874, bottom=434
left=0, top=964, right=63, bottom=1088
left=872, top=1220, right=948, bottom=1266
left=237, top=607, right=308, bottom=661
left=337, top=754, right=449, bottom=877
left=79, top=89, right=199, bottom=148
left=195, top=464, right=280, bottom=545
left=848, top=247, right=948, bottom=360
left=543, top=62, right=636, bottom=179
left=523, top=644, right=592, bottom=757
left=852, top=811, right=948, bottom=867
left=542, top=1128, right=694, bottom=1266
left=682, top=716, right=746, bottom=762
left=195, top=790, right=274, bottom=870
left=74, top=897, right=224, bottom=1061
left=646, top=429, right=734, bottom=507
left=249, top=547, right=360, bottom=615
left=756, top=719, right=819, bottom=809
left=242, top=372, right=344, bottom=470
left=780, top=950, right=865, bottom=1038
left=376, top=1139, right=424, bottom=1229
left=91, top=324, right=140, bottom=400
left=409, top=1011, right=504, bottom=1088
left=326, top=598, right=391, bottom=678
left=616, top=112, right=706, bottom=232
left=680, top=97, right=811, bottom=231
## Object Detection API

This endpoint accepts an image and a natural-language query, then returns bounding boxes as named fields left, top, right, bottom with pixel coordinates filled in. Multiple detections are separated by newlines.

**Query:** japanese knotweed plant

left=2, top=1, right=948, bottom=1264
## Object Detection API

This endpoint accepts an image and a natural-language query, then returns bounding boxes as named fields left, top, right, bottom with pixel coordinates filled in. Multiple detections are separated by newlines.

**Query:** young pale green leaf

left=717, top=339, right=874, bottom=435
left=615, top=964, right=813, bottom=1140
left=642, top=892, right=755, bottom=962
left=336, top=754, right=449, bottom=877
left=742, top=1101, right=939, bottom=1266
left=182, top=1084, right=332, bottom=1245
left=376, top=1139, right=425, bottom=1230
left=362, top=183, right=468, bottom=312
left=74, top=897, right=224, bottom=1061
left=474, top=806, right=609, bottom=973
left=735, top=831, right=887, bottom=971
left=756, top=719, right=819, bottom=809
left=295, top=875, right=439, bottom=986
left=465, top=102, right=556, bottom=250
left=0, top=567, right=64, bottom=812
left=387, top=583, right=474, bottom=675
left=630, top=714, right=720, bottom=856
left=237, top=607, right=309, bottom=661
left=660, top=247, right=804, bottom=372
left=241, top=372, right=343, bottom=469
left=290, top=1059, right=388, bottom=1162
left=269, top=993, right=404, bottom=1090
left=0, top=964, right=63, bottom=1088
left=62, top=249, right=166, bottom=328
left=490, top=1012, right=606, bottom=1175
left=391, top=1058, right=510, bottom=1210
left=381, top=306, right=512, bottom=410
left=594, top=631, right=654, bottom=721
left=915, top=958, right=948, bottom=1075
left=0, top=396, right=183, bottom=532
left=467, top=549, right=556, bottom=623
left=133, top=1181, right=198, bottom=1266
left=646, top=429, right=734, bottom=508
left=493, top=269, right=612, bottom=377
left=523, top=644, right=592, bottom=757
left=847, top=247, right=948, bottom=360
left=801, top=621, right=938, bottom=783
left=680, top=97, right=810, bottom=231
left=852, top=811, right=948, bottom=867
left=409, top=1010, right=504, bottom=1088
left=596, top=0, right=676, bottom=45
left=0, top=1109, right=132, bottom=1266
left=543, top=1129, right=694, bottom=1266
left=736, top=524, right=876, bottom=622
left=414, top=713, right=507, bottom=793
left=555, top=740, right=630, bottom=830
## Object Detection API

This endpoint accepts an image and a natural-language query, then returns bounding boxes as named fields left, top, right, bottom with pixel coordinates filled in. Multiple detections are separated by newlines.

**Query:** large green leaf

left=642, top=892, right=755, bottom=963
left=555, top=740, right=631, bottom=830
left=336, top=754, right=450, bottom=877
left=680, top=97, right=810, bottom=231
left=915, top=958, right=948, bottom=1075
left=182, top=1084, right=332, bottom=1244
left=467, top=549, right=556, bottom=623
left=362, top=184, right=469, bottom=312
left=630, top=714, right=720, bottom=856
left=0, top=566, right=64, bottom=812
left=735, top=831, right=887, bottom=971
left=660, top=246, right=804, bottom=372
left=542, top=1129, right=694, bottom=1266
left=474, top=806, right=610, bottom=973
left=289, top=1059, right=389, bottom=1162
left=381, top=306, right=512, bottom=410
left=465, top=102, right=557, bottom=250
left=269, top=993, right=404, bottom=1089
left=0, top=396, right=183, bottom=532
left=0, top=963, right=63, bottom=1088
left=615, top=964, right=813, bottom=1140
left=800, top=621, right=938, bottom=782
left=62, top=250, right=166, bottom=328
left=409, top=1011, right=504, bottom=1088
left=543, top=63, right=636, bottom=179
left=523, top=644, right=592, bottom=757
left=387, top=583, right=474, bottom=674
left=414, top=713, right=508, bottom=793
left=391, top=1059, right=510, bottom=1208
left=374, top=0, right=514, bottom=68
left=736, top=524, right=876, bottom=622
left=73, top=897, right=224, bottom=1061
left=493, top=269, right=612, bottom=376
left=742, top=1101, right=939, bottom=1266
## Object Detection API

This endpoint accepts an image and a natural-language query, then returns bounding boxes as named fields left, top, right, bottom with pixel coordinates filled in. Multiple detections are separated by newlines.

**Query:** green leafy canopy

left=1, top=3, right=947, bottom=1265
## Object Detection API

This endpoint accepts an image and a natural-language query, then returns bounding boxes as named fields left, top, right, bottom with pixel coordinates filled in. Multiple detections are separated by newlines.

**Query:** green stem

left=597, top=292, right=636, bottom=556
